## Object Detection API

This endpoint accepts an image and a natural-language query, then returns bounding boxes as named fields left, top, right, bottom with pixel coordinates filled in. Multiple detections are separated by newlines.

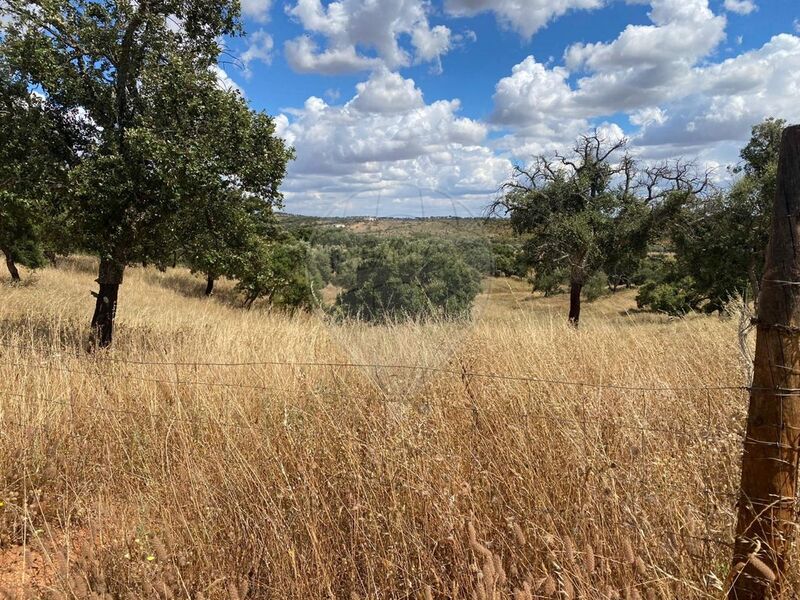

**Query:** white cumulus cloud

left=444, top=0, right=604, bottom=38
left=241, top=0, right=273, bottom=22
left=241, top=29, right=274, bottom=77
left=724, top=0, right=757, bottom=15
left=492, top=0, right=727, bottom=126
left=275, top=73, right=510, bottom=215
left=283, top=0, right=457, bottom=75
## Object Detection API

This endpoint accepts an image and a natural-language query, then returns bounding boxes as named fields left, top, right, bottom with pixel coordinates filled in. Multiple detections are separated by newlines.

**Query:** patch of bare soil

left=0, top=540, right=52, bottom=598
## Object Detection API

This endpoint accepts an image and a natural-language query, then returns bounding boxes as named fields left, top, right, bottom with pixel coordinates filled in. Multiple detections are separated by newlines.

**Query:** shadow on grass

left=0, top=314, right=88, bottom=352
left=140, top=269, right=243, bottom=308
left=0, top=313, right=203, bottom=357
left=57, top=255, right=99, bottom=276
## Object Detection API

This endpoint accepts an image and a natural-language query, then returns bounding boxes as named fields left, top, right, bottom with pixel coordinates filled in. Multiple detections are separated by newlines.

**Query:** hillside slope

left=0, top=259, right=766, bottom=598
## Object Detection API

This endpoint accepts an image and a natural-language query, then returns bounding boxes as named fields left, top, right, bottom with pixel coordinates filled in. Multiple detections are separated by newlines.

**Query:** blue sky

left=216, top=0, right=800, bottom=216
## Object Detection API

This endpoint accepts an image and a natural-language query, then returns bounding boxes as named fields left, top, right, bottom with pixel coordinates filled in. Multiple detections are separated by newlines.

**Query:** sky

left=217, top=0, right=800, bottom=217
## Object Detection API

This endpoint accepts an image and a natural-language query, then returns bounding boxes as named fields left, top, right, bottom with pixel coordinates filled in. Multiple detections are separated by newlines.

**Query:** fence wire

left=0, top=337, right=770, bottom=598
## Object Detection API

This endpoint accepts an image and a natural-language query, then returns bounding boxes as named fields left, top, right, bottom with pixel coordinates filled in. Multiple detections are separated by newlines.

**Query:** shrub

left=335, top=239, right=481, bottom=323
left=530, top=268, right=566, bottom=297
left=582, top=271, right=611, bottom=302
left=235, top=240, right=315, bottom=311
left=636, top=277, right=701, bottom=316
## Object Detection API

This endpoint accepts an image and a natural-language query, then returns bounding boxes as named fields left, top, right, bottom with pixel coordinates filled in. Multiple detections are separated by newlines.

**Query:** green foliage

left=500, top=132, right=710, bottom=321
left=634, top=255, right=701, bottom=315
left=582, top=271, right=611, bottom=302
left=652, top=118, right=783, bottom=313
left=335, top=239, right=481, bottom=323
left=529, top=268, right=566, bottom=297
left=235, top=240, right=315, bottom=311
left=307, top=246, right=333, bottom=288
left=491, top=242, right=526, bottom=277
left=453, top=237, right=494, bottom=275
left=636, top=279, right=701, bottom=316
left=2, top=0, right=292, bottom=275
left=0, top=57, right=84, bottom=272
left=0, top=194, right=46, bottom=270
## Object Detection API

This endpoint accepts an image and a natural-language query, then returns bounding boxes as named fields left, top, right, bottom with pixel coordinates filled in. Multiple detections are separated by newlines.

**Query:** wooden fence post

left=729, top=124, right=800, bottom=599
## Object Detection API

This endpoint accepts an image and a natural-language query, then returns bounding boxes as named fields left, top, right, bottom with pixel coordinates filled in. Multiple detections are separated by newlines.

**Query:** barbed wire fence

left=0, top=334, right=773, bottom=597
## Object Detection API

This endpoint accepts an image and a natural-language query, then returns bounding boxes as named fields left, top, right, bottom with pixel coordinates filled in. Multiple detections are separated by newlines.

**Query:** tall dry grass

left=0, top=258, right=772, bottom=598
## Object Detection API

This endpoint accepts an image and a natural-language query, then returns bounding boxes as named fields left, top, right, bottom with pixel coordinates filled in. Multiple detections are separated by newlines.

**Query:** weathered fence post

left=729, top=124, right=800, bottom=599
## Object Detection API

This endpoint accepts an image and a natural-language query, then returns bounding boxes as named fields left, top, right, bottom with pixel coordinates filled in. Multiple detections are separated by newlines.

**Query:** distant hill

left=277, top=213, right=514, bottom=241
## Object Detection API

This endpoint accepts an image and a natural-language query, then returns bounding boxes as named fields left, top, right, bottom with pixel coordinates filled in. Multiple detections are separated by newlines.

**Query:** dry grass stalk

left=0, top=261, right=776, bottom=597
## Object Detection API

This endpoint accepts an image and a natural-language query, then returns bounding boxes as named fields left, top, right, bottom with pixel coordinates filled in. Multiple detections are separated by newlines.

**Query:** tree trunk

left=44, top=250, right=57, bottom=267
left=205, top=274, right=215, bottom=296
left=568, top=279, right=582, bottom=327
left=729, top=125, right=800, bottom=600
left=90, top=257, right=124, bottom=348
left=2, top=249, right=20, bottom=282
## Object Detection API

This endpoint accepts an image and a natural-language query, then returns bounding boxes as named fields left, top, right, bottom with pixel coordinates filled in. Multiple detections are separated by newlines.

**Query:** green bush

left=335, top=239, right=481, bottom=323
left=235, top=240, right=315, bottom=311
left=530, top=268, right=566, bottom=297
left=492, top=242, right=526, bottom=277
left=636, top=277, right=701, bottom=316
left=582, top=271, right=611, bottom=302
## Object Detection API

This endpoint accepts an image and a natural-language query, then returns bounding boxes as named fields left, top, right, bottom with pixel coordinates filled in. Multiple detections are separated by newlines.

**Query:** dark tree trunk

left=44, top=250, right=57, bottom=267
left=2, top=249, right=20, bottom=282
left=90, top=257, right=124, bottom=348
left=729, top=125, right=800, bottom=599
left=205, top=274, right=215, bottom=296
left=568, top=280, right=582, bottom=327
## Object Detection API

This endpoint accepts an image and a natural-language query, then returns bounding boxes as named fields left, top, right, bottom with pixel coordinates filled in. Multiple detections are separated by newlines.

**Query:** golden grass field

left=0, top=257, right=776, bottom=599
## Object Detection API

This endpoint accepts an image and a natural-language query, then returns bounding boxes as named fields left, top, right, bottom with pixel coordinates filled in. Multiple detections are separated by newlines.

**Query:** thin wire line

left=0, top=341, right=749, bottom=392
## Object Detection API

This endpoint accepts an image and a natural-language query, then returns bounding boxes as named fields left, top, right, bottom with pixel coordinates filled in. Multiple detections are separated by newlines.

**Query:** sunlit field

left=0, top=258, right=773, bottom=598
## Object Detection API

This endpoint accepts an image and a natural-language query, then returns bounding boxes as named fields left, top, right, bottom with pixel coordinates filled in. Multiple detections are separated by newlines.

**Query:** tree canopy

left=495, top=132, right=710, bottom=325
left=335, top=238, right=482, bottom=323
left=637, top=118, right=784, bottom=315
left=1, top=0, right=293, bottom=345
left=0, top=56, right=85, bottom=280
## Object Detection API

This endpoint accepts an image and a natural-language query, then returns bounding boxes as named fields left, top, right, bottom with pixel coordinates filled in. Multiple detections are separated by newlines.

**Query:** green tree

left=0, top=58, right=83, bottom=281
left=235, top=239, right=315, bottom=311
left=2, top=0, right=292, bottom=345
left=336, top=239, right=481, bottom=323
left=495, top=132, right=708, bottom=326
left=659, top=118, right=784, bottom=313
left=490, top=241, right=526, bottom=278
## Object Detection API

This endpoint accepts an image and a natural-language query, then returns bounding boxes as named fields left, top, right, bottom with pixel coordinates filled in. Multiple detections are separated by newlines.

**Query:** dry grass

left=0, top=258, right=769, bottom=598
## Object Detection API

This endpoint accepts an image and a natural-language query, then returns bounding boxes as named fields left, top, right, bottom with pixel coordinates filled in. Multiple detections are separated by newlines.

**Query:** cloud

left=635, top=34, right=800, bottom=152
left=283, top=0, right=456, bottom=75
left=241, top=0, right=273, bottom=22
left=270, top=0, right=799, bottom=212
left=444, top=0, right=604, bottom=38
left=488, top=0, right=800, bottom=168
left=491, top=0, right=727, bottom=124
left=724, top=0, right=756, bottom=15
left=275, top=73, right=510, bottom=215
left=348, top=70, right=424, bottom=114
left=285, top=36, right=383, bottom=74
left=240, top=29, right=274, bottom=77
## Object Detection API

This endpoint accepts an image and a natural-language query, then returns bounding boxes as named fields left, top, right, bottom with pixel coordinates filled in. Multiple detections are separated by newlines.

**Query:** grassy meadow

left=0, top=257, right=770, bottom=598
